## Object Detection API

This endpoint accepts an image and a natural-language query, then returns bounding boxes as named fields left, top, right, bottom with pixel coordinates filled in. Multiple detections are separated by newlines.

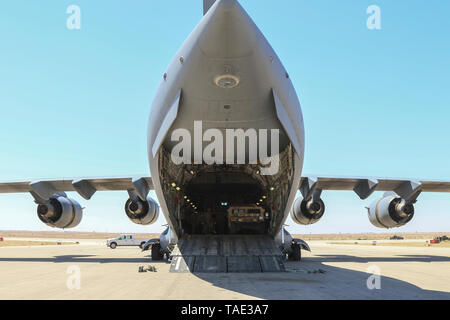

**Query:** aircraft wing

left=299, top=175, right=450, bottom=202
left=0, top=176, right=154, bottom=202
left=2, top=175, right=449, bottom=202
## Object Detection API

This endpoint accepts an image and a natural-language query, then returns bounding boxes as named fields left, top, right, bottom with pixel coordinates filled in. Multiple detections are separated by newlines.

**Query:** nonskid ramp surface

left=172, top=235, right=282, bottom=256
left=169, top=235, right=285, bottom=273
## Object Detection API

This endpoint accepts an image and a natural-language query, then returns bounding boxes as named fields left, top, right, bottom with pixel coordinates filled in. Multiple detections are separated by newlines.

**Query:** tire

left=288, top=244, right=301, bottom=261
left=140, top=242, right=146, bottom=249
left=151, top=243, right=164, bottom=261
left=110, top=242, right=117, bottom=249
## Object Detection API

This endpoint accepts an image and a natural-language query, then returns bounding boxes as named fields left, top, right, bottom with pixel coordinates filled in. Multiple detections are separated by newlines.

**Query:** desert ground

left=1, top=230, right=448, bottom=240
left=0, top=240, right=77, bottom=247
left=0, top=231, right=449, bottom=300
left=0, top=230, right=160, bottom=240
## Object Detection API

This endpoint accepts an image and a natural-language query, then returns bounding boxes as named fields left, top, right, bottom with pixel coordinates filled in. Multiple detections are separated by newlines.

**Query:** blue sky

left=0, top=0, right=449, bottom=234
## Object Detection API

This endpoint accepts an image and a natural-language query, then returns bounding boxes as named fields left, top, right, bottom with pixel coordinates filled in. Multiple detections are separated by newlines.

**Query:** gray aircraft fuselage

left=147, top=0, right=305, bottom=238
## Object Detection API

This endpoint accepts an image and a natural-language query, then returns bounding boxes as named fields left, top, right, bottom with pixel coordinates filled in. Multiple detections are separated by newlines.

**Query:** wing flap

left=421, top=181, right=450, bottom=193
left=0, top=177, right=153, bottom=195
left=0, top=181, right=31, bottom=193
left=300, top=176, right=450, bottom=194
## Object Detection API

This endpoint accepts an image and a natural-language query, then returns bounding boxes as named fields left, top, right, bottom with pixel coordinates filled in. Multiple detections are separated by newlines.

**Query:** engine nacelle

left=125, top=196, right=159, bottom=225
left=290, top=196, right=325, bottom=225
left=37, top=196, right=83, bottom=229
left=368, top=195, right=415, bottom=229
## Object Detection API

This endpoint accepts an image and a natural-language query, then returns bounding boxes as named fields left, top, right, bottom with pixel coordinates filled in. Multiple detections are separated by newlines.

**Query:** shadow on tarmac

left=0, top=253, right=449, bottom=299
left=187, top=256, right=450, bottom=300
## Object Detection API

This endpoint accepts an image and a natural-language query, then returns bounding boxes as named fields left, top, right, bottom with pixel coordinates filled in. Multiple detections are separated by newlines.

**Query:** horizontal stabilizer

left=203, top=0, right=216, bottom=15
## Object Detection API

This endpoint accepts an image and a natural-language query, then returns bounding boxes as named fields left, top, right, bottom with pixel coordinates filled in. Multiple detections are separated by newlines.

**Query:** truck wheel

left=289, top=244, right=301, bottom=261
left=140, top=242, right=146, bottom=249
left=110, top=242, right=117, bottom=249
left=151, top=243, right=164, bottom=261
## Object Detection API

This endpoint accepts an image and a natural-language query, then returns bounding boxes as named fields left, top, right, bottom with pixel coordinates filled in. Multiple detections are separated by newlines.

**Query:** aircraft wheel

left=289, top=243, right=301, bottom=261
left=151, top=243, right=164, bottom=261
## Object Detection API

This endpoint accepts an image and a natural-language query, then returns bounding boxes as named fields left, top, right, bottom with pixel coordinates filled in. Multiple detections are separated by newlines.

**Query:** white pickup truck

left=106, top=235, right=150, bottom=249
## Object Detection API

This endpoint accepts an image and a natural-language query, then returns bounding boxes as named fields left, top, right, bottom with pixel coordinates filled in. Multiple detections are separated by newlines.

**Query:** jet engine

left=290, top=196, right=325, bottom=225
left=37, top=195, right=83, bottom=229
left=368, top=195, right=414, bottom=229
left=125, top=196, right=159, bottom=225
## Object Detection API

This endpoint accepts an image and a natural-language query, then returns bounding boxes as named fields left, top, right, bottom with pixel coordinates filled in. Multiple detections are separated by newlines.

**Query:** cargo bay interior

left=158, top=144, right=296, bottom=237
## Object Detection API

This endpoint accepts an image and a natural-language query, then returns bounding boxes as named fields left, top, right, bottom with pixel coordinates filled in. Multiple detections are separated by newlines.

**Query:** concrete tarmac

left=0, top=240, right=449, bottom=300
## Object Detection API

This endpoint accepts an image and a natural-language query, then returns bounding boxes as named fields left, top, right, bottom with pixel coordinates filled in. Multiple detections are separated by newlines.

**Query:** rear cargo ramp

left=169, top=235, right=286, bottom=273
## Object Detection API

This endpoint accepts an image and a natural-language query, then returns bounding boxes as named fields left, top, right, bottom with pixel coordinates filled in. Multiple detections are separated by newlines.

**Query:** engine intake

left=37, top=196, right=83, bottom=229
left=125, top=196, right=159, bottom=225
left=368, top=195, right=415, bottom=229
left=290, top=196, right=325, bottom=225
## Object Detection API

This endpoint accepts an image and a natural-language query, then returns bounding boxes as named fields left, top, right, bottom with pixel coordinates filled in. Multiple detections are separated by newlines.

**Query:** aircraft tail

left=203, top=0, right=216, bottom=15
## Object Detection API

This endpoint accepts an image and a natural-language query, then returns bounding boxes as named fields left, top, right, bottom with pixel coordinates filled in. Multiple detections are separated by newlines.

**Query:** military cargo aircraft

left=1, top=0, right=449, bottom=272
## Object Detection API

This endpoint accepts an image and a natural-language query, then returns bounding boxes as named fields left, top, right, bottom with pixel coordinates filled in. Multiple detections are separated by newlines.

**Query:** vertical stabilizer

left=203, top=0, right=216, bottom=15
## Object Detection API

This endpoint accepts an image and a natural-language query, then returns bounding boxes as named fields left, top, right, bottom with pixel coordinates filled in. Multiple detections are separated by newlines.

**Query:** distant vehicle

left=390, top=235, right=404, bottom=240
left=434, top=236, right=449, bottom=243
left=106, top=235, right=150, bottom=249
